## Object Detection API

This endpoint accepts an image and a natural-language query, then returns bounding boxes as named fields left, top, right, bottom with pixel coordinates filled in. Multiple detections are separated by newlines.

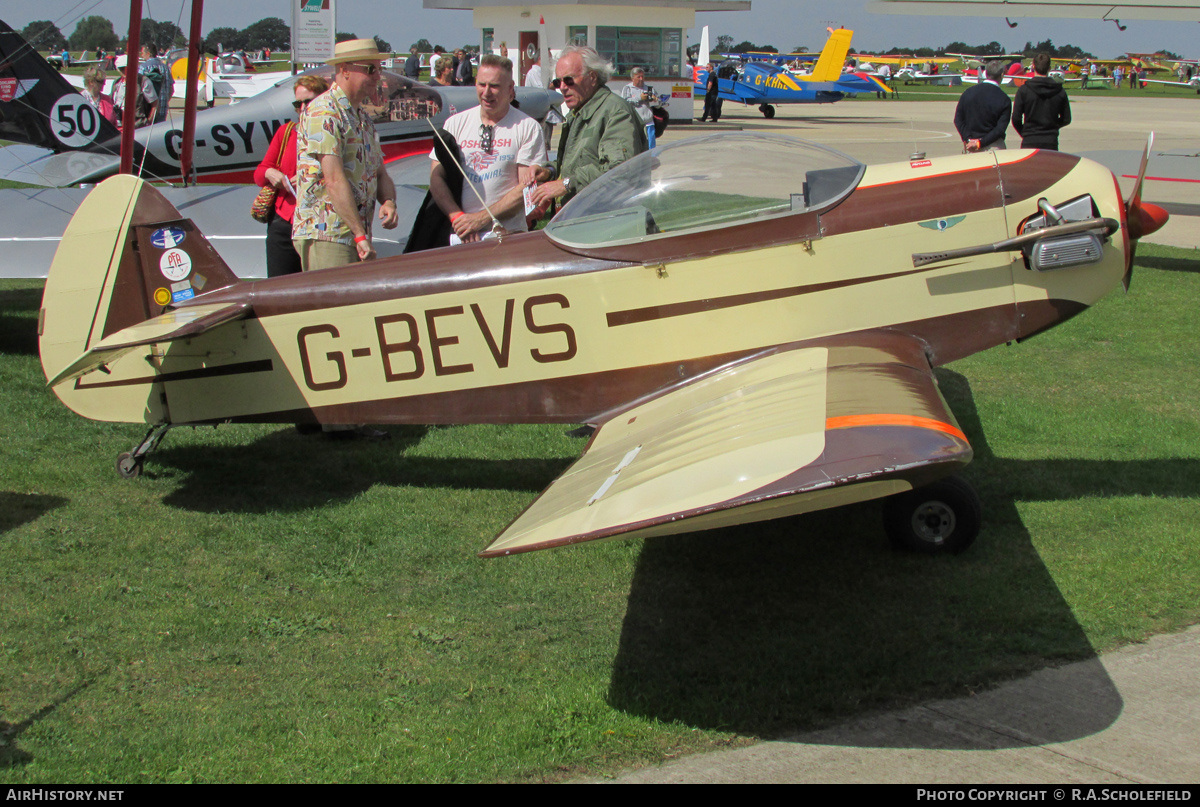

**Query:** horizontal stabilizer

left=48, top=302, right=251, bottom=387
left=482, top=335, right=972, bottom=556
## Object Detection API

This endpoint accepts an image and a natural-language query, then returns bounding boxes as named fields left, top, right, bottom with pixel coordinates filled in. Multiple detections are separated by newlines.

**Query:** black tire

left=116, top=452, right=143, bottom=479
left=762, top=104, right=776, bottom=119
left=882, top=475, right=981, bottom=554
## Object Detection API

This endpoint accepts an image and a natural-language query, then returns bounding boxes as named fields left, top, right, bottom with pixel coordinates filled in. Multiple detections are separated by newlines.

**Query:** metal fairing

left=39, top=135, right=1133, bottom=554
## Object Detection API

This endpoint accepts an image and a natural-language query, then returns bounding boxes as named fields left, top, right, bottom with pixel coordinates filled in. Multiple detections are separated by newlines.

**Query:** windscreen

left=545, top=133, right=864, bottom=249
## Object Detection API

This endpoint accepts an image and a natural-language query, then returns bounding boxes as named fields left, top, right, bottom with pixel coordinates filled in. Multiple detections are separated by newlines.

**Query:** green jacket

left=555, top=85, right=648, bottom=201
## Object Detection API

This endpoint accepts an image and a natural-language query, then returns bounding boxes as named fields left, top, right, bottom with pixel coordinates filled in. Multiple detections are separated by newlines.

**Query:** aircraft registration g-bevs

left=0, top=20, right=555, bottom=187
left=39, top=131, right=1170, bottom=558
left=693, top=28, right=891, bottom=118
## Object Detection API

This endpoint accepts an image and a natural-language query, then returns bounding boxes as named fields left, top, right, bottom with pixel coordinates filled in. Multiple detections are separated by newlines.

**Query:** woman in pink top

left=254, top=74, right=329, bottom=277
left=81, top=66, right=117, bottom=125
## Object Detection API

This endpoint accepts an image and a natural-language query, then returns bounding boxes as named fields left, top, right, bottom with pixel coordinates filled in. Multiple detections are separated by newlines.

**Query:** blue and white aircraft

left=693, top=28, right=891, bottom=118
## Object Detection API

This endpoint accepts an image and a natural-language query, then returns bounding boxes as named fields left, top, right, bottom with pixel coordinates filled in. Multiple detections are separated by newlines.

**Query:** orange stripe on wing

left=826, top=414, right=968, bottom=443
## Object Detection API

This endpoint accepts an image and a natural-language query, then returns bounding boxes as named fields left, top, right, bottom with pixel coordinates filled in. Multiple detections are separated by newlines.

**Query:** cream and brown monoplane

left=38, top=134, right=1168, bottom=557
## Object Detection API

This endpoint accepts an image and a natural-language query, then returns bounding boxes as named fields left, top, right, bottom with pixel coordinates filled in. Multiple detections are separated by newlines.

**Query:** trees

left=715, top=34, right=734, bottom=52
left=141, top=19, right=185, bottom=52
left=373, top=36, right=392, bottom=54
left=731, top=40, right=776, bottom=53
left=203, top=27, right=245, bottom=54
left=21, top=21, right=68, bottom=52
left=411, top=38, right=433, bottom=53
left=68, top=16, right=119, bottom=52
left=242, top=18, right=290, bottom=51
left=204, top=19, right=289, bottom=54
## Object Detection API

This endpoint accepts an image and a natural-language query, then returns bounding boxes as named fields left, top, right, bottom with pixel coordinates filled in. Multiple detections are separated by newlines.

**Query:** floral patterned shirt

left=293, top=83, right=383, bottom=244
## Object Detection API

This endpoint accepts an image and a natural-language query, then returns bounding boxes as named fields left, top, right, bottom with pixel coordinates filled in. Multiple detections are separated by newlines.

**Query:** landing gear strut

left=116, top=424, right=174, bottom=478
left=882, top=475, right=981, bottom=554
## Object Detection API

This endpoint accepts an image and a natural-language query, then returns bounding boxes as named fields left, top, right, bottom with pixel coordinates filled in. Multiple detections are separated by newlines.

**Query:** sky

left=7, top=0, right=1198, bottom=59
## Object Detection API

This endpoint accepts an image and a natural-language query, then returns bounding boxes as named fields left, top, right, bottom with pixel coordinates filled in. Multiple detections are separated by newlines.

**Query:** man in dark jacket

left=1012, top=53, right=1072, bottom=150
left=954, top=60, right=1011, bottom=152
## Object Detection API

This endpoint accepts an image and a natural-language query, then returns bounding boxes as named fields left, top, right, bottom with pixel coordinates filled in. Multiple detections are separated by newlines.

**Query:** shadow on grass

left=0, top=678, right=94, bottom=768
left=606, top=370, right=1126, bottom=746
left=0, top=492, right=68, bottom=535
left=1136, top=253, right=1200, bottom=274
left=155, top=425, right=574, bottom=513
left=0, top=286, right=41, bottom=357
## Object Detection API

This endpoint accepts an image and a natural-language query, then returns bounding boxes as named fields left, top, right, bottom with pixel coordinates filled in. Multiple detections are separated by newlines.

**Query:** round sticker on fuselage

left=50, top=94, right=103, bottom=148
left=160, top=248, right=193, bottom=282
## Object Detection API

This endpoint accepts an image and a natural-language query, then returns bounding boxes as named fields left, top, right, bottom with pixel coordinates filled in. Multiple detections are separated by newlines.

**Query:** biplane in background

left=38, top=131, right=1167, bottom=557
left=0, top=19, right=557, bottom=188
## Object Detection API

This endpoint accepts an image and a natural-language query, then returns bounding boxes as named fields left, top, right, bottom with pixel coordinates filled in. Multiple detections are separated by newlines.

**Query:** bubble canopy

left=545, top=134, right=865, bottom=250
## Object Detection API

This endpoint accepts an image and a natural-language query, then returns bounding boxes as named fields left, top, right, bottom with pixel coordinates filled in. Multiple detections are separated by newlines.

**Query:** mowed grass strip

left=1, top=244, right=1198, bottom=782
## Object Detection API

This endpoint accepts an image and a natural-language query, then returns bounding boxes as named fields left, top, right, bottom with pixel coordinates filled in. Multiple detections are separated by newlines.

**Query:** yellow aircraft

left=39, top=134, right=1168, bottom=557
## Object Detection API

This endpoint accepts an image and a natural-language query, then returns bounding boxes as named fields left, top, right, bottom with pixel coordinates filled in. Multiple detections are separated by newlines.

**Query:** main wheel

left=882, top=475, right=981, bottom=554
left=116, top=452, right=144, bottom=479
left=760, top=104, right=776, bottom=118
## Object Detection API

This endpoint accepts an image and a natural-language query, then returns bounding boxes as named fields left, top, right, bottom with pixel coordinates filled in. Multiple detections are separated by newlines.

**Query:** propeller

left=1122, top=132, right=1170, bottom=290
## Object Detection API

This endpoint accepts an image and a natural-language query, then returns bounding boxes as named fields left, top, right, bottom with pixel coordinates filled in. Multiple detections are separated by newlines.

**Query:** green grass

left=1, top=244, right=1199, bottom=782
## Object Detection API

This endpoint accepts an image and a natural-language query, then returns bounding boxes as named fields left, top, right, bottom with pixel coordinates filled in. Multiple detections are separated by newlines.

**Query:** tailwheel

left=115, top=423, right=174, bottom=479
left=116, top=452, right=143, bottom=479
left=882, top=475, right=981, bottom=554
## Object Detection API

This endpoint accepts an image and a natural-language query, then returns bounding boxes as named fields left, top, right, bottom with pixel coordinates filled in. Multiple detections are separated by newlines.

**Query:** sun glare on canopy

left=545, top=134, right=865, bottom=248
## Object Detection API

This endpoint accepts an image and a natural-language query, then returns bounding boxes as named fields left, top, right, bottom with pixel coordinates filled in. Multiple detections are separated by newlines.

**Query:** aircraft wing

left=480, top=334, right=972, bottom=557
left=1142, top=78, right=1199, bottom=89
left=0, top=180, right=426, bottom=279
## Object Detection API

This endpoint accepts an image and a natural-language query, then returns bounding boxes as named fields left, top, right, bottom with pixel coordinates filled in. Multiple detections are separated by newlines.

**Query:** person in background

left=454, top=48, right=474, bottom=86
left=139, top=43, right=173, bottom=123
left=530, top=45, right=647, bottom=209
left=254, top=74, right=330, bottom=277
left=429, top=56, right=454, bottom=87
left=619, top=67, right=657, bottom=147
left=404, top=46, right=421, bottom=80
left=111, top=55, right=158, bottom=129
left=430, top=55, right=545, bottom=243
left=953, top=60, right=1011, bottom=152
left=698, top=63, right=721, bottom=122
left=1011, top=52, right=1071, bottom=151
left=80, top=66, right=117, bottom=125
left=524, top=54, right=543, bottom=88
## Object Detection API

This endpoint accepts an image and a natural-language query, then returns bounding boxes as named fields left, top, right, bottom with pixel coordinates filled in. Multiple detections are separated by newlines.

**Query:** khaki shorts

left=293, top=238, right=358, bottom=272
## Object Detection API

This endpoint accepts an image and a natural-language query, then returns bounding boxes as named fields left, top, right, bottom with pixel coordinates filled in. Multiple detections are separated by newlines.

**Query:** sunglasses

left=350, top=63, right=381, bottom=76
left=480, top=124, right=494, bottom=154
left=292, top=98, right=312, bottom=110
left=550, top=74, right=582, bottom=89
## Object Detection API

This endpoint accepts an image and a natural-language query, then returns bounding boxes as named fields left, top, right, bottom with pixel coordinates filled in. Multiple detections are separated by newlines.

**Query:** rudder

left=39, top=175, right=241, bottom=422
left=808, top=28, right=855, bottom=83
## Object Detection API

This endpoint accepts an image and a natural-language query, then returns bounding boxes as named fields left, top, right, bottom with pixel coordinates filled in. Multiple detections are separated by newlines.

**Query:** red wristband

left=450, top=211, right=465, bottom=223
left=354, top=234, right=368, bottom=244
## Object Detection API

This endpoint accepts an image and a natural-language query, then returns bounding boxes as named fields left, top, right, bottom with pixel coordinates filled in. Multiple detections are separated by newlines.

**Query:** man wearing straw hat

left=293, top=38, right=399, bottom=271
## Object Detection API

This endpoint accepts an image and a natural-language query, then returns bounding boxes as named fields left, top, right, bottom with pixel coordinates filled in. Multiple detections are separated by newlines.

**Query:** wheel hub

left=911, top=500, right=955, bottom=544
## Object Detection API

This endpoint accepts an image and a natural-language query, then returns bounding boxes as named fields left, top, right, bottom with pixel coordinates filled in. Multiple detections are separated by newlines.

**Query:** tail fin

left=0, top=19, right=122, bottom=152
left=699, top=25, right=711, bottom=67
left=39, top=175, right=241, bottom=422
left=808, top=28, right=855, bottom=83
